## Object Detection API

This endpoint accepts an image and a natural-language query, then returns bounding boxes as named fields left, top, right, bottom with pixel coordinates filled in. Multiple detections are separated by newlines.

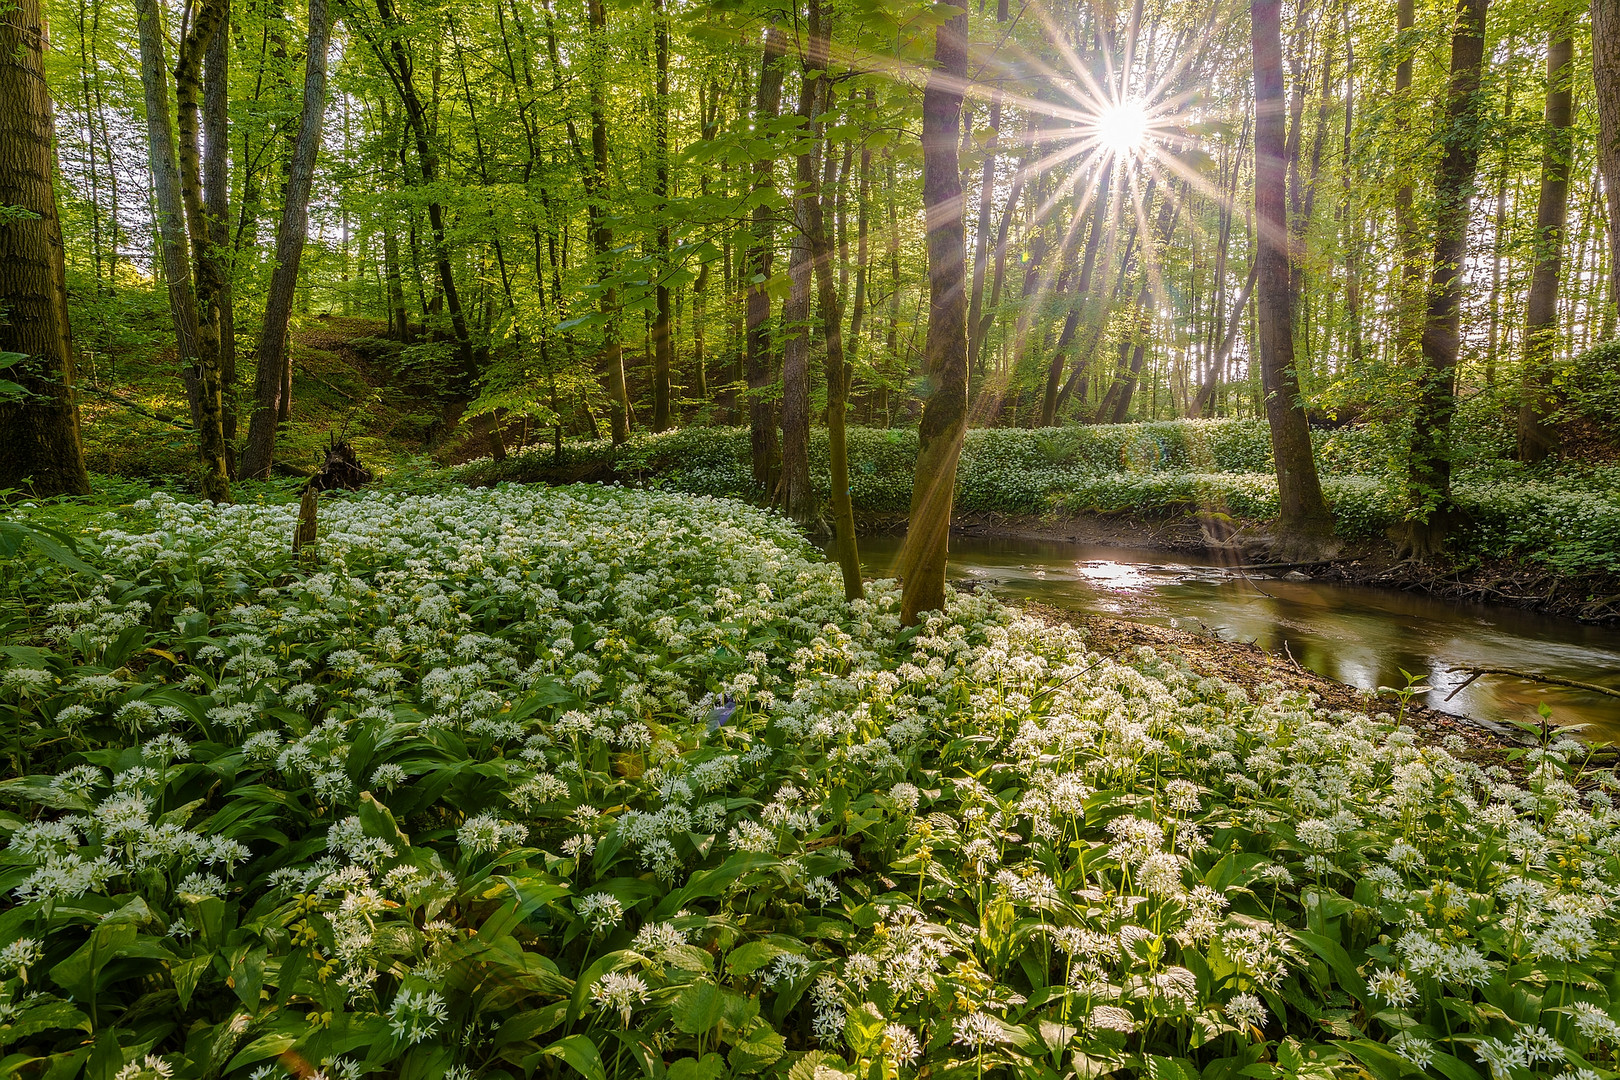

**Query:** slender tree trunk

left=966, top=83, right=1003, bottom=371
left=1517, top=16, right=1573, bottom=462
left=799, top=6, right=862, bottom=597
left=1595, top=0, right=1620, bottom=316
left=583, top=0, right=628, bottom=442
left=746, top=24, right=787, bottom=484
left=0, top=0, right=90, bottom=496
left=898, top=9, right=969, bottom=625
left=1252, top=0, right=1336, bottom=557
left=651, top=0, right=672, bottom=431
left=1044, top=160, right=1113, bottom=424
left=1393, top=0, right=1426, bottom=362
left=1484, top=61, right=1515, bottom=386
left=1407, top=0, right=1491, bottom=550
left=134, top=0, right=229, bottom=502
left=204, top=11, right=235, bottom=455
left=240, top=0, right=328, bottom=478
left=369, top=0, right=475, bottom=388
left=1194, top=263, right=1257, bottom=417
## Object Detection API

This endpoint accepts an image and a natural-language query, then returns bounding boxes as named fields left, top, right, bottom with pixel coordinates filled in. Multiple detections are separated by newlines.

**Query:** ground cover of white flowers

left=2, top=484, right=1619, bottom=1080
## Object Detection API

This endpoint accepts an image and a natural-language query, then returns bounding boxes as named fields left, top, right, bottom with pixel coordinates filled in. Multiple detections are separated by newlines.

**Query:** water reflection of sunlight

left=1075, top=561, right=1153, bottom=589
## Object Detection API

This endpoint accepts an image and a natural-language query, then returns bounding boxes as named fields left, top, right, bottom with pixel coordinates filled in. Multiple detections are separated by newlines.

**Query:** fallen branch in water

left=1445, top=667, right=1620, bottom=702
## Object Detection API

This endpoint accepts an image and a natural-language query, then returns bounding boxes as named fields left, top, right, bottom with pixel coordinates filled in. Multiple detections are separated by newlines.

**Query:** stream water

left=850, top=534, right=1620, bottom=741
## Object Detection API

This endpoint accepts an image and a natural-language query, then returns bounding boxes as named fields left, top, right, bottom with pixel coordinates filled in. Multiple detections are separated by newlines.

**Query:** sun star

left=1095, top=98, right=1151, bottom=157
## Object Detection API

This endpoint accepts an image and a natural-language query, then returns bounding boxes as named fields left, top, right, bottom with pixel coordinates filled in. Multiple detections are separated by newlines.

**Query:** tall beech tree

left=745, top=24, right=786, bottom=488
left=133, top=0, right=229, bottom=503
left=1597, top=0, right=1620, bottom=315
left=898, top=3, right=970, bottom=626
left=1407, top=0, right=1491, bottom=551
left=1250, top=0, right=1336, bottom=558
left=240, top=0, right=330, bottom=478
left=1517, top=2, right=1576, bottom=463
left=0, top=0, right=90, bottom=497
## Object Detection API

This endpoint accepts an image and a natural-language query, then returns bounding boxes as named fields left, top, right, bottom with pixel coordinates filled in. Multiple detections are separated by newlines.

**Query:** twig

left=1445, top=667, right=1620, bottom=703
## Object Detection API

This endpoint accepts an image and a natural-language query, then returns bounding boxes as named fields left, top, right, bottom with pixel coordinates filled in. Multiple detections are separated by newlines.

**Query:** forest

left=3, top=0, right=1620, bottom=1073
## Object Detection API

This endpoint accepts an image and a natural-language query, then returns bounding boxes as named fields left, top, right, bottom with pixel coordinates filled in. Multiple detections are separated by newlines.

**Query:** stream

left=851, top=533, right=1620, bottom=741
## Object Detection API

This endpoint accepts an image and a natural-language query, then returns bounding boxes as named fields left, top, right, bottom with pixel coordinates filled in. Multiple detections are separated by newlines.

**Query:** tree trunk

left=134, top=0, right=228, bottom=502
left=367, top=0, right=475, bottom=389
left=203, top=18, right=235, bottom=453
left=0, top=0, right=90, bottom=497
left=801, top=6, right=862, bottom=598
left=650, top=0, right=672, bottom=431
left=898, top=9, right=969, bottom=626
left=966, top=84, right=1003, bottom=371
left=1392, top=0, right=1425, bottom=363
left=1251, top=0, right=1336, bottom=558
left=1516, top=17, right=1573, bottom=463
left=1407, top=0, right=1491, bottom=550
left=779, top=28, right=823, bottom=524
left=1595, top=0, right=1620, bottom=316
left=1043, top=160, right=1113, bottom=425
left=240, top=0, right=328, bottom=479
left=746, top=24, right=787, bottom=485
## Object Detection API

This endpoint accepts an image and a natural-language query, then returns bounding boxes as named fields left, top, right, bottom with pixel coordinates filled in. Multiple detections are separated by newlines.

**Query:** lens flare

left=1094, top=99, right=1151, bottom=157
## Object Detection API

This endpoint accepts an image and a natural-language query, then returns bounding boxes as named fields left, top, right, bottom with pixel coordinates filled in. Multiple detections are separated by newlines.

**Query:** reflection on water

left=851, top=534, right=1620, bottom=740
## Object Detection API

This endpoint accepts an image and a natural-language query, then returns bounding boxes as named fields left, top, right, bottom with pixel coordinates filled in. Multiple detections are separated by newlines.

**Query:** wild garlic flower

left=387, top=987, right=447, bottom=1044
left=1224, top=992, right=1266, bottom=1028
left=953, top=1011, right=1003, bottom=1050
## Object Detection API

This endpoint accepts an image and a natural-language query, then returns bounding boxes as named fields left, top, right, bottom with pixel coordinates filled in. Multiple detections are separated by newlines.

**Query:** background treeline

left=9, top=0, right=1620, bottom=525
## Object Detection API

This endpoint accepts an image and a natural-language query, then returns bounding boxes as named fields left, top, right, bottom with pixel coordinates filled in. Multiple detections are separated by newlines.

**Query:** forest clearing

left=4, top=0, right=1620, bottom=1075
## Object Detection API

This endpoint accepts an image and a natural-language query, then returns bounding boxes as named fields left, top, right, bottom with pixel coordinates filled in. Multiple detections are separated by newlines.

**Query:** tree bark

left=779, top=23, right=824, bottom=525
left=801, top=8, right=861, bottom=598
left=746, top=24, right=787, bottom=485
left=134, top=0, right=229, bottom=502
left=1516, top=16, right=1574, bottom=463
left=0, top=0, right=90, bottom=497
left=1407, top=0, right=1491, bottom=550
left=898, top=7, right=969, bottom=626
left=240, top=0, right=328, bottom=478
left=203, top=17, right=235, bottom=451
left=1595, top=0, right=1620, bottom=316
left=650, top=0, right=672, bottom=431
left=1392, top=0, right=1426, bottom=363
left=1251, top=0, right=1336, bottom=557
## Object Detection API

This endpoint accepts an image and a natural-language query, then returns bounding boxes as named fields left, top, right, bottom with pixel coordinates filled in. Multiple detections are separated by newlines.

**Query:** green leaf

left=1341, top=1040, right=1422, bottom=1080
left=672, top=980, right=726, bottom=1036
left=539, top=1034, right=607, bottom=1080
left=725, top=941, right=782, bottom=977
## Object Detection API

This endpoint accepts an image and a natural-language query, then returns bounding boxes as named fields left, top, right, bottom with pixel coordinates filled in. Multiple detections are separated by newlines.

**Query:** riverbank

left=938, top=509, right=1620, bottom=624
left=458, top=423, right=1620, bottom=624
left=1022, top=602, right=1526, bottom=755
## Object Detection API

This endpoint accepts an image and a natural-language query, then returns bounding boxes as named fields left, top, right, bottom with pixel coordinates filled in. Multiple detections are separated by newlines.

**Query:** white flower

left=575, top=892, right=624, bottom=934
left=1225, top=991, right=1265, bottom=1028
left=1367, top=967, right=1417, bottom=1007
left=953, top=1011, right=1003, bottom=1050
left=387, top=987, right=447, bottom=1044
left=591, top=971, right=648, bottom=1025
left=881, top=1023, right=921, bottom=1066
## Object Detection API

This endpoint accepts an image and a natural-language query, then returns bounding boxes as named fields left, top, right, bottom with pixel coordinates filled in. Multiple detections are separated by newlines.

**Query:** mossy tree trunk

left=0, top=0, right=90, bottom=497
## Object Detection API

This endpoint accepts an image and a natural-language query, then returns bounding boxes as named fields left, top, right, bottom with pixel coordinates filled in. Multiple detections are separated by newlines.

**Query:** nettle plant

left=1, top=485, right=1619, bottom=1080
